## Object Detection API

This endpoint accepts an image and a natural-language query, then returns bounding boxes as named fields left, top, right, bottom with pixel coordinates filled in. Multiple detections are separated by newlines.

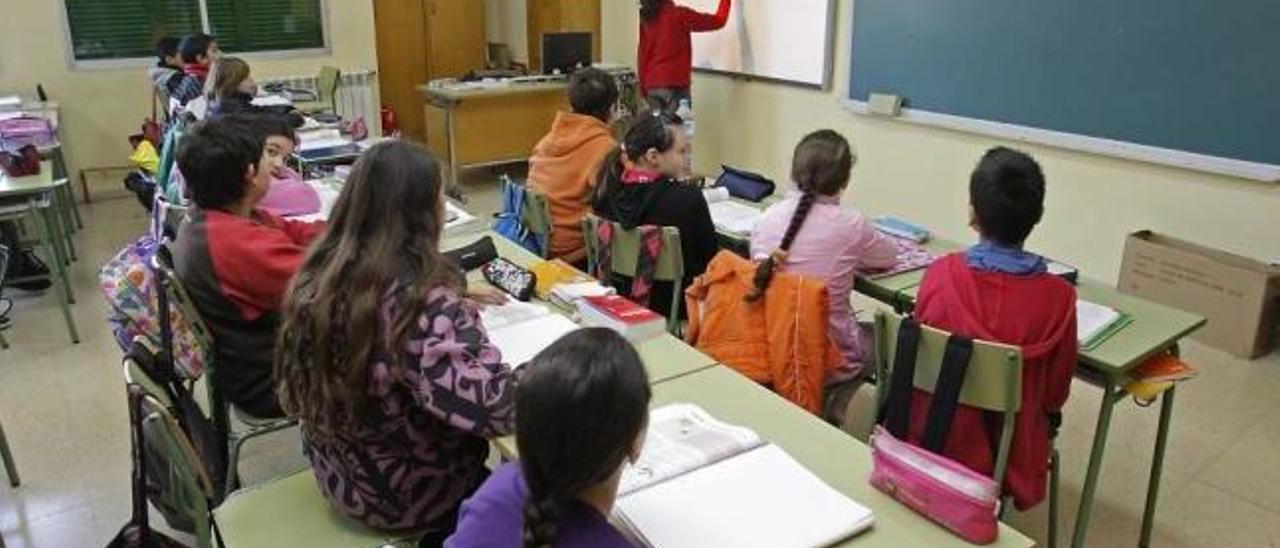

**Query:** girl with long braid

left=749, top=130, right=900, bottom=422
left=446, top=329, right=650, bottom=548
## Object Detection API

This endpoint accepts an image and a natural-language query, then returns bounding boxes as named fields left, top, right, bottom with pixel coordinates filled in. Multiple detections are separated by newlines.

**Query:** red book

left=579, top=296, right=666, bottom=341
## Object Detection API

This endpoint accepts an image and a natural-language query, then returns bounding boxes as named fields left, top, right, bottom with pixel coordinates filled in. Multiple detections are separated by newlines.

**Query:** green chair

left=125, top=359, right=408, bottom=548
left=581, top=214, right=685, bottom=335
left=294, top=66, right=342, bottom=114
left=874, top=310, right=1061, bottom=548
left=152, top=243, right=298, bottom=497
left=521, top=187, right=554, bottom=259
left=0, top=194, right=79, bottom=344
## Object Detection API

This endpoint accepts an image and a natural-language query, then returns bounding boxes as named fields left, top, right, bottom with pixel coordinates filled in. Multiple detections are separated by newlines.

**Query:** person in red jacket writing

left=638, top=0, right=732, bottom=111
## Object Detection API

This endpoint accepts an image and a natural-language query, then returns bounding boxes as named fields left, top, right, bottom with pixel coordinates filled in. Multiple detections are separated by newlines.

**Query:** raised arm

left=680, top=0, right=732, bottom=32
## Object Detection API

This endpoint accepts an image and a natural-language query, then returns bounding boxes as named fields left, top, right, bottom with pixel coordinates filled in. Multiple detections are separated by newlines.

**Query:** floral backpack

left=99, top=198, right=206, bottom=380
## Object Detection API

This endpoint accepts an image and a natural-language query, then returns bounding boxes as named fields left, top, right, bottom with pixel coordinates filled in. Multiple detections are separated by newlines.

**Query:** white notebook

left=615, top=404, right=875, bottom=548
left=480, top=302, right=579, bottom=367
left=703, top=187, right=764, bottom=236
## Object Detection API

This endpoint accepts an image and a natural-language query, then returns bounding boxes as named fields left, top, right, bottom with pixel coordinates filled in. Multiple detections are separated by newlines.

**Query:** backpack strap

left=881, top=317, right=922, bottom=439
left=920, top=335, right=974, bottom=453
left=629, top=225, right=664, bottom=305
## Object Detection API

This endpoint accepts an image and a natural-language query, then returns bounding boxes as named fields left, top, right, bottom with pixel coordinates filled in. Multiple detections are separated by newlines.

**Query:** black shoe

left=3, top=251, right=53, bottom=292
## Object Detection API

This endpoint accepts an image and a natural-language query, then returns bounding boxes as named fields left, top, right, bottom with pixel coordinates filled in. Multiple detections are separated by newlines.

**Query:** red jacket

left=911, top=253, right=1077, bottom=510
left=638, top=0, right=732, bottom=92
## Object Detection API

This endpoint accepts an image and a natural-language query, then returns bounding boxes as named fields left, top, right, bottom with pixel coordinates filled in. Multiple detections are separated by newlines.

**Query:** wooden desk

left=442, top=229, right=718, bottom=384
left=496, top=366, right=1034, bottom=548
left=420, top=82, right=569, bottom=185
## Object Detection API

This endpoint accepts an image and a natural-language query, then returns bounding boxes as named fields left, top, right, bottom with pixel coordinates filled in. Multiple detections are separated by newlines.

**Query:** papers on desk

left=250, top=94, right=293, bottom=107
left=615, top=404, right=875, bottom=548
left=445, top=201, right=475, bottom=231
left=858, top=237, right=939, bottom=280
left=0, top=96, right=20, bottom=107
left=480, top=301, right=580, bottom=367
left=1077, top=299, right=1133, bottom=350
left=296, top=128, right=349, bottom=152
left=703, top=187, right=764, bottom=236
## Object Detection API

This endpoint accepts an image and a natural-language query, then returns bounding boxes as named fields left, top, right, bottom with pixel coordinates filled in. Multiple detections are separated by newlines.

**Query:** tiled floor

left=1, top=174, right=1278, bottom=547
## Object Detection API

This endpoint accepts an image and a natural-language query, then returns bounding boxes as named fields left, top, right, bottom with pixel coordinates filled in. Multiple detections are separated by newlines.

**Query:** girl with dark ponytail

left=446, top=329, right=650, bottom=548
left=591, top=112, right=720, bottom=318
left=748, top=130, right=899, bottom=411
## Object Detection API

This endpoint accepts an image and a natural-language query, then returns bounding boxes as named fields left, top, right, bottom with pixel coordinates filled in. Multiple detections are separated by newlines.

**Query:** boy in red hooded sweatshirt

left=910, top=146, right=1078, bottom=511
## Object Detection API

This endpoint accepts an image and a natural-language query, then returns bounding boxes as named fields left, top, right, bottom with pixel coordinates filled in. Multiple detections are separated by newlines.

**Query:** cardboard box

left=1118, top=231, right=1280, bottom=359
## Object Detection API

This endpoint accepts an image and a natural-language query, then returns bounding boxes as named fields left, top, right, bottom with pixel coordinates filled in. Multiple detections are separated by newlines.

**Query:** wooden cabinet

left=374, top=0, right=486, bottom=143
left=526, top=0, right=601, bottom=72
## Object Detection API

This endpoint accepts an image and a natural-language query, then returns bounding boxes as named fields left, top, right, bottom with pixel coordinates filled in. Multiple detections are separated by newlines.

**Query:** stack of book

left=578, top=295, right=667, bottom=342
left=1077, top=299, right=1134, bottom=351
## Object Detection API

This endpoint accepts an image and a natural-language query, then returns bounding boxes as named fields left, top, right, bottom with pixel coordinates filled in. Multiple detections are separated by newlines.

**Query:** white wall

left=485, top=0, right=529, bottom=64
left=0, top=0, right=378, bottom=183
left=601, top=0, right=1280, bottom=281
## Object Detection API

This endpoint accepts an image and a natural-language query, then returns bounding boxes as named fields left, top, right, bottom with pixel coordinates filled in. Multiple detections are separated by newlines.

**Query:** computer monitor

left=541, top=32, right=593, bottom=75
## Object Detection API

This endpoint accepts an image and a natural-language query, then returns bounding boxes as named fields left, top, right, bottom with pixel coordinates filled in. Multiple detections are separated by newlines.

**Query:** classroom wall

left=485, top=0, right=530, bottom=64
left=600, top=0, right=1280, bottom=282
left=0, top=0, right=377, bottom=186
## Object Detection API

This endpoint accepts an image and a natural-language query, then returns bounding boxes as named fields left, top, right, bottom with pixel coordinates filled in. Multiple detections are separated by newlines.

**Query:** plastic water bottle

left=676, top=98, right=695, bottom=177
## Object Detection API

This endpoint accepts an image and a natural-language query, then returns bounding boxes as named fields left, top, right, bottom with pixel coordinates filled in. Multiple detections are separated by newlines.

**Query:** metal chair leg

left=36, top=207, right=79, bottom=343
left=0, top=329, right=8, bottom=350
left=1049, top=449, right=1061, bottom=548
left=0, top=419, right=20, bottom=487
left=52, top=150, right=83, bottom=230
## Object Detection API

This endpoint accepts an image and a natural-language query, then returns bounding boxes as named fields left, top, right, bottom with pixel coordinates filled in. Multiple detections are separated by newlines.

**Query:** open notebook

left=703, top=187, right=765, bottom=236
left=479, top=301, right=579, bottom=367
left=615, top=404, right=875, bottom=548
left=1077, top=299, right=1133, bottom=351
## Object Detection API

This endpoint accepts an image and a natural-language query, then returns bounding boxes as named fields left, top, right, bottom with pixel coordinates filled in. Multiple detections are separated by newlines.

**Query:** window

left=64, top=0, right=325, bottom=62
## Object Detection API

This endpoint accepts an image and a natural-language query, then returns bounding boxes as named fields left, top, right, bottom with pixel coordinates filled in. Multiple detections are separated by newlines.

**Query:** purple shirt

left=446, top=463, right=636, bottom=548
left=750, top=193, right=898, bottom=379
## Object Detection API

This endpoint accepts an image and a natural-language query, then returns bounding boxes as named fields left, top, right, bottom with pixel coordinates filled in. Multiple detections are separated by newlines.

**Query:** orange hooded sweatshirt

left=527, top=112, right=618, bottom=264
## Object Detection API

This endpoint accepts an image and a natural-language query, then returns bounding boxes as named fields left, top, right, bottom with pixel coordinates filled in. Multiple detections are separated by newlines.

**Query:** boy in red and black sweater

left=173, top=115, right=324, bottom=418
left=911, top=147, right=1078, bottom=511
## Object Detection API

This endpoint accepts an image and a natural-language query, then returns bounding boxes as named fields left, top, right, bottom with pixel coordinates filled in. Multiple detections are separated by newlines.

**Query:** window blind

left=65, top=0, right=203, bottom=61
left=206, top=0, right=324, bottom=53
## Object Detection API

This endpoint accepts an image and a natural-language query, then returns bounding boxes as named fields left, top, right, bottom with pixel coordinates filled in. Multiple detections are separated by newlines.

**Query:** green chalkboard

left=849, top=0, right=1279, bottom=167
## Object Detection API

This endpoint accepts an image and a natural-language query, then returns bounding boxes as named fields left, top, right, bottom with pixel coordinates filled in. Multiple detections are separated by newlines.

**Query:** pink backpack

left=0, top=115, right=56, bottom=151
left=869, top=318, right=1001, bottom=544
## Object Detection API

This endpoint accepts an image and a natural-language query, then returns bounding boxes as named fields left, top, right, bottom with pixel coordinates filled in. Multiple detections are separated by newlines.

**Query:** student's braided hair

left=746, top=130, right=855, bottom=302
left=518, top=329, right=651, bottom=548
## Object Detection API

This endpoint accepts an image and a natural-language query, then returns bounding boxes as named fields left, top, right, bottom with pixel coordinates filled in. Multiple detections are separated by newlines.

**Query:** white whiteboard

left=687, top=0, right=835, bottom=87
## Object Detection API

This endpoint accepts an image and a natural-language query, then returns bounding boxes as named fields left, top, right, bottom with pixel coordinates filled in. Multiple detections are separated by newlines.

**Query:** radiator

left=260, top=69, right=382, bottom=135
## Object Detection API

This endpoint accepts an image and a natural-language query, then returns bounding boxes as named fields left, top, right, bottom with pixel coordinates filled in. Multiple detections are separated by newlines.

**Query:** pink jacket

left=750, top=193, right=898, bottom=379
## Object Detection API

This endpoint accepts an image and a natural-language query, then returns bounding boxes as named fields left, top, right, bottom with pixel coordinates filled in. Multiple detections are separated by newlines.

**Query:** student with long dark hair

left=275, top=141, right=516, bottom=544
left=749, top=130, right=899, bottom=421
left=637, top=0, right=732, bottom=111
left=447, top=328, right=650, bottom=548
left=592, top=111, right=718, bottom=317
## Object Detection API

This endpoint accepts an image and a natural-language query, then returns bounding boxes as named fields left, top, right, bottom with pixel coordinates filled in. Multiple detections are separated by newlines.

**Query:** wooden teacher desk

left=420, top=81, right=569, bottom=186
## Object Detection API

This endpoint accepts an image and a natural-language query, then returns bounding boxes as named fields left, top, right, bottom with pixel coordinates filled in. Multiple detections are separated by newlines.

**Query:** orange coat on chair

left=684, top=251, right=843, bottom=414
